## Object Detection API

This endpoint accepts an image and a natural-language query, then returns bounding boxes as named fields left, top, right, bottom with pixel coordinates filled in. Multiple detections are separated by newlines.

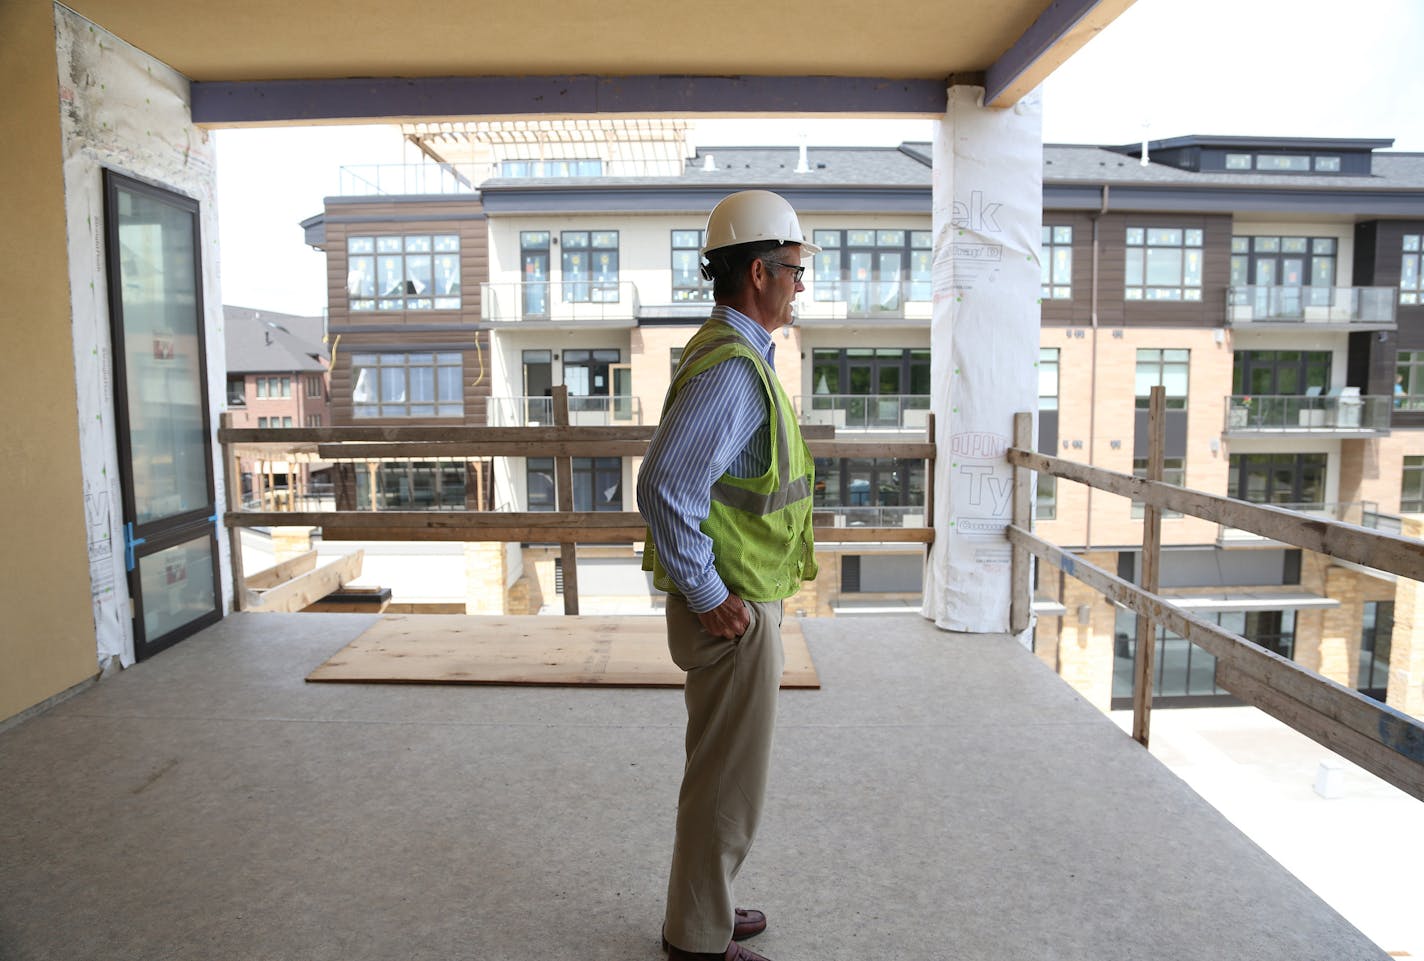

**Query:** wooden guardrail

left=1006, top=386, right=1424, bottom=802
left=218, top=396, right=934, bottom=614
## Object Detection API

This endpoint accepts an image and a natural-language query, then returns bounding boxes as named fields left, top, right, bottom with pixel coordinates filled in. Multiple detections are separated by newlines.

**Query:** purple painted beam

left=189, top=75, right=947, bottom=125
left=984, top=0, right=1103, bottom=106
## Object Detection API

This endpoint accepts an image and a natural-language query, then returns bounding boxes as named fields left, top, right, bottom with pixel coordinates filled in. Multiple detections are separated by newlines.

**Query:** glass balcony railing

left=1226, top=286, right=1396, bottom=327
left=480, top=282, right=641, bottom=324
left=1223, top=393, right=1391, bottom=433
left=337, top=163, right=491, bottom=196
left=811, top=505, right=928, bottom=528
left=794, top=394, right=932, bottom=431
left=486, top=395, right=641, bottom=427
left=795, top=279, right=933, bottom=322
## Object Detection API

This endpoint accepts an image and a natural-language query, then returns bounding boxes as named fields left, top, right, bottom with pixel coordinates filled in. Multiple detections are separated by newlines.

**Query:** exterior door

left=103, top=171, right=222, bottom=661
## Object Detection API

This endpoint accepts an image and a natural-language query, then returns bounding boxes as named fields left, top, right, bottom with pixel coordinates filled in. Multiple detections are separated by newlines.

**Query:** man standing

left=638, top=190, right=820, bottom=961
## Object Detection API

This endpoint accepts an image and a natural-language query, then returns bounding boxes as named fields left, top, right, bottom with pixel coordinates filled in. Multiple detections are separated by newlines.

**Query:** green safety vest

left=642, top=320, right=818, bottom=601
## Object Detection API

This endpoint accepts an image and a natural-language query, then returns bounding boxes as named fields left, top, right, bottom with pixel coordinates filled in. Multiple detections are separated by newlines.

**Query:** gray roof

left=1043, top=144, right=1424, bottom=191
left=223, top=305, right=327, bottom=374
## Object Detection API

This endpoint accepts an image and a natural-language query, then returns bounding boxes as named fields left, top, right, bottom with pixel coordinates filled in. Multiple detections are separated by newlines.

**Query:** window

left=1358, top=601, right=1394, bottom=699
left=561, top=230, right=619, bottom=303
left=1403, top=456, right=1424, bottom=512
left=257, top=417, right=293, bottom=429
left=1040, top=226, right=1073, bottom=299
left=563, top=349, right=621, bottom=412
left=1036, top=348, right=1059, bottom=520
left=1225, top=153, right=1252, bottom=170
left=226, top=376, right=246, bottom=406
left=1402, top=235, right=1423, bottom=305
left=256, top=376, right=291, bottom=398
left=1228, top=453, right=1327, bottom=507
left=1112, top=609, right=1295, bottom=706
left=305, top=374, right=323, bottom=398
left=1233, top=350, right=1331, bottom=396
left=500, top=159, right=601, bottom=177
left=808, top=348, right=930, bottom=429
left=672, top=230, right=713, bottom=302
left=351, top=352, right=462, bottom=418
left=1230, top=235, right=1337, bottom=310
left=1397, top=351, right=1424, bottom=410
left=1132, top=456, right=1185, bottom=519
left=305, top=414, right=323, bottom=427
left=347, top=234, right=460, bottom=312
left=1314, top=156, right=1342, bottom=173
left=1135, top=349, right=1189, bottom=409
left=526, top=457, right=622, bottom=512
left=521, top=231, right=551, bottom=317
left=356, top=461, right=467, bottom=511
left=1255, top=154, right=1311, bottom=172
left=808, top=229, right=931, bottom=310
left=1125, top=227, right=1203, bottom=301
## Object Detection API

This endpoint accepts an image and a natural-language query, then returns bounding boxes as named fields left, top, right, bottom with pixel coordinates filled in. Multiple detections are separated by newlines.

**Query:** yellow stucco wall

left=0, top=1, right=103, bottom=720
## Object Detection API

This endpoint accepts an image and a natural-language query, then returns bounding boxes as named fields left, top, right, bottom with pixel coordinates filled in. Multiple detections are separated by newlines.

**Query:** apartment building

left=303, top=126, right=1424, bottom=715
left=222, top=305, right=331, bottom=506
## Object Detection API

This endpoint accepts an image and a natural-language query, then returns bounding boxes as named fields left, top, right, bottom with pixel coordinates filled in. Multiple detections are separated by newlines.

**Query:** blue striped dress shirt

left=638, top=305, right=775, bottom=613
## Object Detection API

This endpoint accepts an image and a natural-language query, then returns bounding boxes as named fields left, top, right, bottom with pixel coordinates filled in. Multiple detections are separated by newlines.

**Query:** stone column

left=922, top=85, right=1043, bottom=635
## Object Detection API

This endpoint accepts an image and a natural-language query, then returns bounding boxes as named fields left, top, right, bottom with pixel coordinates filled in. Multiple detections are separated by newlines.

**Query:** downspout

left=1085, top=184, right=1108, bottom=551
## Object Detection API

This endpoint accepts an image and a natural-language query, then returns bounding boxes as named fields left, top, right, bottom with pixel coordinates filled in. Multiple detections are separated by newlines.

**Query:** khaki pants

left=663, top=594, right=785, bottom=953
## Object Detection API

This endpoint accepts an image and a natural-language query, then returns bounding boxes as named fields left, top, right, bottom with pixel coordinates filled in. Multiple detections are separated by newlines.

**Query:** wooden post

left=220, top=413, right=247, bottom=612
left=552, top=386, right=580, bottom=614
left=1009, top=411, right=1033, bottom=633
left=1132, top=385, right=1166, bottom=746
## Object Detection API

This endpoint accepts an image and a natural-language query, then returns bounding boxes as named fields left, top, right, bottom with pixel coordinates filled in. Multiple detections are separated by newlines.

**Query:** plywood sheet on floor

left=305, top=614, right=819, bottom=688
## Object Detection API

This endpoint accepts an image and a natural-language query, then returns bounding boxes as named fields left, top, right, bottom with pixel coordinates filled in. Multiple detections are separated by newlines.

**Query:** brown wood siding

left=1368, top=220, right=1424, bottom=349
left=1040, top=211, right=1095, bottom=327
left=322, top=196, right=491, bottom=428
left=1095, top=212, right=1232, bottom=330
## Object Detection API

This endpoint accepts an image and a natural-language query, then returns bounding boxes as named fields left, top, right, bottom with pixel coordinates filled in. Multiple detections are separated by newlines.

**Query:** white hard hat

left=701, top=190, right=821, bottom=260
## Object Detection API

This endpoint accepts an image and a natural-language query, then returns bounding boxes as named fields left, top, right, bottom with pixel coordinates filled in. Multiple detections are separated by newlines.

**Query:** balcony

left=794, top=279, right=933, bottom=323
left=1223, top=392, right=1391, bottom=436
left=794, top=394, right=931, bottom=432
left=487, top=394, right=643, bottom=427
left=1226, top=286, right=1397, bottom=329
left=480, top=281, right=640, bottom=327
left=0, top=610, right=1398, bottom=960
left=337, top=162, right=491, bottom=196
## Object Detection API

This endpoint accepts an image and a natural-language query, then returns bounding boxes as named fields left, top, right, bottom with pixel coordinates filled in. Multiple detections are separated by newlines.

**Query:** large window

left=1358, top=601, right=1394, bottom=700
left=1131, top=456, right=1185, bottom=519
left=1401, top=234, right=1422, bottom=305
left=1403, top=456, right=1424, bottom=513
left=356, top=461, right=467, bottom=511
left=1233, top=350, right=1331, bottom=396
left=351, top=352, right=462, bottom=418
left=347, top=234, right=460, bottom=311
left=809, top=348, right=930, bottom=429
left=672, top=230, right=713, bottom=302
left=810, top=229, right=932, bottom=310
left=1135, top=349, right=1189, bottom=409
left=527, top=457, right=623, bottom=511
left=1230, top=236, right=1336, bottom=310
left=1397, top=350, right=1424, bottom=411
left=1113, top=609, right=1295, bottom=707
left=1041, top=226, right=1073, bottom=299
left=561, top=230, right=619, bottom=303
left=1037, top=347, right=1059, bottom=520
left=563, top=348, right=622, bottom=411
left=256, top=376, right=291, bottom=399
left=1228, top=453, right=1327, bottom=507
left=500, top=159, right=601, bottom=177
left=1125, top=227, right=1203, bottom=301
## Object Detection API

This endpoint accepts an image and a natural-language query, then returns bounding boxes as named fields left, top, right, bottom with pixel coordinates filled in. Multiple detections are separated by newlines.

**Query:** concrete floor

left=0, top=613, right=1388, bottom=961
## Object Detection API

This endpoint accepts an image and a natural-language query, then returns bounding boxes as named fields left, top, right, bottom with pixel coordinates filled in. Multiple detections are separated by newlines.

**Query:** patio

left=0, top=612, right=1386, bottom=960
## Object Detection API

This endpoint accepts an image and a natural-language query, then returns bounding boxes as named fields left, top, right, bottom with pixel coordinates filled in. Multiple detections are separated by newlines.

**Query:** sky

left=214, top=0, right=1424, bottom=318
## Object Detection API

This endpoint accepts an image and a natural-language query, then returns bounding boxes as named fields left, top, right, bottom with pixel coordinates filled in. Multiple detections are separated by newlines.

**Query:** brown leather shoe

left=662, top=908, right=767, bottom=951
left=665, top=941, right=773, bottom=961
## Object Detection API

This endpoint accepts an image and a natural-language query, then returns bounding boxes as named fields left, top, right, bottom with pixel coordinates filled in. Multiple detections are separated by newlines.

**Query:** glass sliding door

left=103, top=171, right=221, bottom=660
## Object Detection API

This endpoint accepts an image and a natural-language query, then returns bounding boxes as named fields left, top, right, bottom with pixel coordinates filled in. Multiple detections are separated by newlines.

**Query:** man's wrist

left=685, top=581, right=729, bottom=614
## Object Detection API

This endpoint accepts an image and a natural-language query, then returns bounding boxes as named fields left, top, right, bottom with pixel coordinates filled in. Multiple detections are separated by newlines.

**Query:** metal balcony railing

left=1217, top=501, right=1384, bottom=544
left=1226, top=286, right=1397, bottom=327
left=486, top=395, right=642, bottom=427
left=480, top=282, right=641, bottom=325
left=337, top=163, right=491, bottom=196
left=795, top=279, right=933, bottom=322
left=794, top=394, right=932, bottom=431
left=1223, top=393, right=1391, bottom=433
